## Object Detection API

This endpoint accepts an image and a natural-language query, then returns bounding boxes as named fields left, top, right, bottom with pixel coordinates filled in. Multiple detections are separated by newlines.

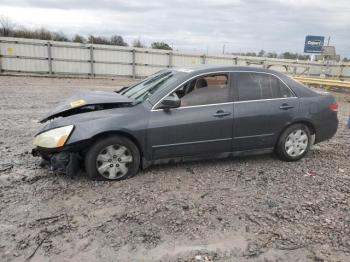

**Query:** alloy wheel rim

left=96, top=144, right=133, bottom=179
left=284, top=129, right=308, bottom=157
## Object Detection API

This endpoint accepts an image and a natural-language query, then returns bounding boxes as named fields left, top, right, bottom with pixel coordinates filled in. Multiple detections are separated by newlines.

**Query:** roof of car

left=173, top=65, right=281, bottom=76
left=148, top=65, right=317, bottom=106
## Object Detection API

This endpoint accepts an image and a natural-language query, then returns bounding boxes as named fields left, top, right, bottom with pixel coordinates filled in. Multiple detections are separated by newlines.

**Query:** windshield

left=122, top=70, right=179, bottom=104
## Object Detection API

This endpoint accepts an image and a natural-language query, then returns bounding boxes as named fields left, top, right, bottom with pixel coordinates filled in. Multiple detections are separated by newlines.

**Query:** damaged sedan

left=32, top=66, right=338, bottom=181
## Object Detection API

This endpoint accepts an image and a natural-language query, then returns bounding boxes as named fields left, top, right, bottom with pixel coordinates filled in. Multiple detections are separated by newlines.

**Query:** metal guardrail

left=293, top=76, right=350, bottom=89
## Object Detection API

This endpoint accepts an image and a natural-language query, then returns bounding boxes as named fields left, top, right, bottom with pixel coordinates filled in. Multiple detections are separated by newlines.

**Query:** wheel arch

left=276, top=120, right=316, bottom=147
left=86, top=130, right=144, bottom=160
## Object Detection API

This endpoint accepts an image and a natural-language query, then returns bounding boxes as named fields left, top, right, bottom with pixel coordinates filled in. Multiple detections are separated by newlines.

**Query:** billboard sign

left=304, top=35, right=324, bottom=53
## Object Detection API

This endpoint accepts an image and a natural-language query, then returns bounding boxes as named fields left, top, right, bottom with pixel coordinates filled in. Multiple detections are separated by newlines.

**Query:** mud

left=0, top=76, right=349, bottom=261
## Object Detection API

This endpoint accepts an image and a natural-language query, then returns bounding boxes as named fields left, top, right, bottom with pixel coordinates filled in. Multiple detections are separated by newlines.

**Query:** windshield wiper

left=115, top=86, right=129, bottom=93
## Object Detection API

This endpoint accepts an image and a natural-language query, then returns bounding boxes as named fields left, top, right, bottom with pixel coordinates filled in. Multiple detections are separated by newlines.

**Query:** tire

left=276, top=123, right=311, bottom=161
left=85, top=135, right=140, bottom=181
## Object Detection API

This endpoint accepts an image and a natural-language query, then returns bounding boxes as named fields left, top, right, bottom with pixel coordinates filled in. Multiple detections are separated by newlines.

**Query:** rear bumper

left=314, top=116, right=338, bottom=144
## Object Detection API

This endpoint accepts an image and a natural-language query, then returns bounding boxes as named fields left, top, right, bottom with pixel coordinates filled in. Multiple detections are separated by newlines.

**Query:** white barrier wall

left=1, top=37, right=349, bottom=79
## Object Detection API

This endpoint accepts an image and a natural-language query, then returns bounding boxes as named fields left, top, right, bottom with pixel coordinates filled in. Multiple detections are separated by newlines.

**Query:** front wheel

left=276, top=124, right=311, bottom=161
left=85, top=136, right=140, bottom=181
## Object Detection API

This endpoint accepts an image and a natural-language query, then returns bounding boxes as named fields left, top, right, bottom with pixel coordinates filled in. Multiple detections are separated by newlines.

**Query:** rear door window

left=236, top=73, right=294, bottom=101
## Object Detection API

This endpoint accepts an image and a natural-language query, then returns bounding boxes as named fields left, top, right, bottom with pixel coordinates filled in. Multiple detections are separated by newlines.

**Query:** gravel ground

left=0, top=75, right=349, bottom=262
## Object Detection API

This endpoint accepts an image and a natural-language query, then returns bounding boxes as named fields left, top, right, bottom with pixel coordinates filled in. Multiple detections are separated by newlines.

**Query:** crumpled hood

left=40, top=90, right=133, bottom=123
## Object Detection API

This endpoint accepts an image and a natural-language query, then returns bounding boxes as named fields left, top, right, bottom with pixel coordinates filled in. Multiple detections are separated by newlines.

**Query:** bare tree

left=132, top=38, right=145, bottom=48
left=0, top=15, right=15, bottom=36
left=73, top=34, right=86, bottom=43
left=110, top=35, right=128, bottom=46
left=87, top=35, right=111, bottom=45
left=258, top=49, right=266, bottom=57
left=151, top=42, right=172, bottom=50
left=52, top=32, right=69, bottom=42
left=34, top=28, right=52, bottom=40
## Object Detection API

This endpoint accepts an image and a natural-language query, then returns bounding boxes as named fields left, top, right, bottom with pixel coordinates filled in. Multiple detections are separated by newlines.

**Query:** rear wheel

left=276, top=124, right=311, bottom=161
left=85, top=136, right=140, bottom=181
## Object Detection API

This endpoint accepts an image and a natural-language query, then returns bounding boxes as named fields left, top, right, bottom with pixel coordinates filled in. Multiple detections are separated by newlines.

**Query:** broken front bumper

left=32, top=148, right=81, bottom=177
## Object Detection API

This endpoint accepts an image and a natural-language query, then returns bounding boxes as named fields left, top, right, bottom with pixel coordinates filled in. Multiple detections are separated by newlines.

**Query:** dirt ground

left=0, top=75, right=349, bottom=262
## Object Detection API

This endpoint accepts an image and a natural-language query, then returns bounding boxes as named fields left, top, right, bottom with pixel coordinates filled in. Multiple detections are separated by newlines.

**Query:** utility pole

left=324, top=36, right=331, bottom=77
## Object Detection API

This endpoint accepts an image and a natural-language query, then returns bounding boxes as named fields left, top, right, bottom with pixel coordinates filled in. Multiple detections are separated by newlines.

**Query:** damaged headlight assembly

left=33, top=125, right=74, bottom=148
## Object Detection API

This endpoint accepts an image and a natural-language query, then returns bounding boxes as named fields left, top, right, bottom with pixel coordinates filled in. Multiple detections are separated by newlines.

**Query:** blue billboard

left=304, top=35, right=325, bottom=53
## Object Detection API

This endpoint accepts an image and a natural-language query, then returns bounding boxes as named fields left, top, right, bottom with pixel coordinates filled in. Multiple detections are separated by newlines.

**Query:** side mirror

left=160, top=95, right=181, bottom=109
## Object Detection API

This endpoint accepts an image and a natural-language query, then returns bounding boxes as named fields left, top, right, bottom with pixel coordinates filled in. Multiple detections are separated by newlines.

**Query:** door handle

left=213, top=110, right=231, bottom=118
left=279, top=103, right=294, bottom=110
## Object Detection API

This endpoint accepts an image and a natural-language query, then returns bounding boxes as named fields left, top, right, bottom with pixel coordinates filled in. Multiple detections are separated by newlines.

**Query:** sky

left=0, top=0, right=349, bottom=56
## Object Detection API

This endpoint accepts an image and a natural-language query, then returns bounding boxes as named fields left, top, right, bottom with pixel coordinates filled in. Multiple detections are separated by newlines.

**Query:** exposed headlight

left=33, top=125, right=74, bottom=148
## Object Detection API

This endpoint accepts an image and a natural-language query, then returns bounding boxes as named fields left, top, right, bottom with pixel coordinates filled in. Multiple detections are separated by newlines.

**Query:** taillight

left=328, top=102, right=338, bottom=112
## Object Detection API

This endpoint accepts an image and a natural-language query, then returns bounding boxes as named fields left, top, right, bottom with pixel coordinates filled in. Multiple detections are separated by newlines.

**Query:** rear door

left=147, top=73, right=234, bottom=160
left=233, top=72, right=299, bottom=150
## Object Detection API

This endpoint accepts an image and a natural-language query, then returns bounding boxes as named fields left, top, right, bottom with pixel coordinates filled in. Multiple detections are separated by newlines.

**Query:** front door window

left=158, top=74, right=230, bottom=108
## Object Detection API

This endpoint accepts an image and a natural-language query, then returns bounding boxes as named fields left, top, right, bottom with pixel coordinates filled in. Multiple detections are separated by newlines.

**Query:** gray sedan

left=32, top=65, right=338, bottom=180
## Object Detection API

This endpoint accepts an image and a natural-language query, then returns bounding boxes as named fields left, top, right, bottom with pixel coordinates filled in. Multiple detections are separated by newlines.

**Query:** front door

left=147, top=73, right=234, bottom=160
